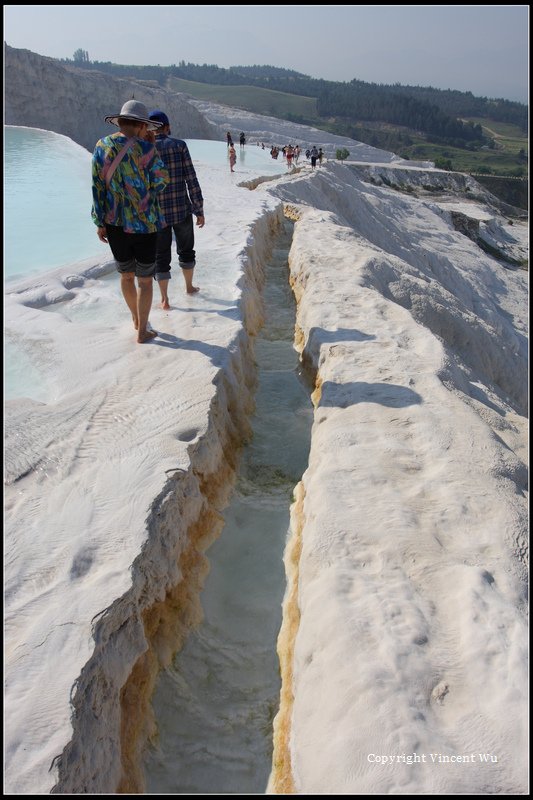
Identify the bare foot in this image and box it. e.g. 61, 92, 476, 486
186, 286, 200, 294
159, 300, 170, 310
137, 329, 158, 343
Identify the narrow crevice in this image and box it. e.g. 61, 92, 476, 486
141, 214, 313, 794
268, 205, 321, 794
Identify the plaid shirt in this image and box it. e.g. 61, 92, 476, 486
154, 134, 204, 225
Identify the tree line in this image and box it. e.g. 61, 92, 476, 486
383, 84, 527, 132
316, 80, 484, 144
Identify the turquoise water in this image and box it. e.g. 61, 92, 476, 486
188, 139, 286, 176
4, 126, 101, 282
4, 128, 287, 403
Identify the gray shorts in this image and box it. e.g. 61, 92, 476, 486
107, 225, 157, 277
116, 258, 156, 278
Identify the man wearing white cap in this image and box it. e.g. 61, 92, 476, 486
91, 100, 169, 343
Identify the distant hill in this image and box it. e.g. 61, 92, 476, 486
229, 65, 309, 80
62, 58, 527, 135
43, 54, 527, 178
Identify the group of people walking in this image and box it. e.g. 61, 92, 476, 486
225, 130, 325, 173
91, 100, 205, 342
268, 143, 323, 168
226, 130, 246, 148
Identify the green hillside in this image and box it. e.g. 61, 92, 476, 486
167, 76, 318, 121
399, 117, 527, 176
464, 118, 528, 156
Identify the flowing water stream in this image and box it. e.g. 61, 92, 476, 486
143, 218, 313, 793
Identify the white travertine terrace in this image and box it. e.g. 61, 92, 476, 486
4, 50, 528, 795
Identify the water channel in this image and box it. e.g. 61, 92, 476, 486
144, 218, 313, 793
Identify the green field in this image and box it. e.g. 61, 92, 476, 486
167, 76, 318, 120
401, 117, 527, 176
402, 140, 527, 176
464, 117, 528, 157
465, 118, 527, 139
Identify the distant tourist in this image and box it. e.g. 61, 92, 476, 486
310, 146, 319, 169
240, 132, 246, 148
305, 148, 311, 160
286, 144, 294, 168
148, 109, 205, 301
229, 143, 237, 172
226, 131, 233, 147
91, 99, 169, 343
318, 147, 324, 165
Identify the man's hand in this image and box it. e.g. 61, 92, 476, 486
97, 226, 108, 243
196, 215, 205, 228
144, 129, 156, 144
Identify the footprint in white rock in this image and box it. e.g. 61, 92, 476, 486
176, 428, 200, 442
431, 681, 450, 705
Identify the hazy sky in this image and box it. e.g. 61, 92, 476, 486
4, 5, 529, 103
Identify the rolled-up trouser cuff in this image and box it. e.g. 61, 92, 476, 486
118, 258, 155, 278
155, 270, 171, 282
179, 259, 196, 270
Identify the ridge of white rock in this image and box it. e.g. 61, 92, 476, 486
187, 97, 413, 164
267, 162, 528, 414
346, 161, 528, 219
4, 45, 217, 151
263, 165, 528, 794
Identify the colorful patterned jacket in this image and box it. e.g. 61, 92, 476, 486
92, 132, 169, 233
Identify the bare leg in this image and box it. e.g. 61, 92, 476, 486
158, 279, 170, 310
120, 273, 139, 329
182, 267, 199, 294
136, 276, 157, 342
